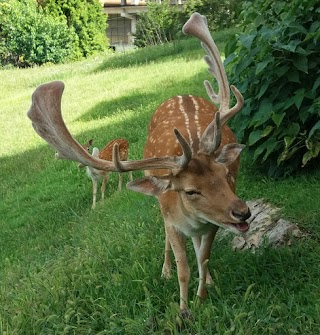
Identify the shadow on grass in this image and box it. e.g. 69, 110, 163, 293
0, 91, 157, 264
0, 118, 146, 277
93, 29, 237, 73
93, 38, 198, 72
76, 90, 159, 122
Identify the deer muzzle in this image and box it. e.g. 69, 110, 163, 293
229, 200, 251, 232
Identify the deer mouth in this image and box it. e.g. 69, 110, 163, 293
231, 221, 249, 232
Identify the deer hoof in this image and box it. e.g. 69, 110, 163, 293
180, 308, 193, 320
161, 266, 171, 279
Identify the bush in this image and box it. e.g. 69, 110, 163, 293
135, 0, 182, 47
41, 0, 108, 57
225, 0, 320, 176
183, 0, 244, 30
135, 0, 244, 48
0, 0, 77, 66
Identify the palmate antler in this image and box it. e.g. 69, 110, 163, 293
182, 13, 244, 155
27, 81, 191, 172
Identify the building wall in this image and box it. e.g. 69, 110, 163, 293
107, 14, 132, 45
103, 0, 186, 47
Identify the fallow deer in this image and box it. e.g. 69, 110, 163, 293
27, 13, 251, 319
80, 138, 133, 209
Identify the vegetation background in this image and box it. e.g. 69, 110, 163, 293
0, 0, 107, 67
0, 0, 320, 334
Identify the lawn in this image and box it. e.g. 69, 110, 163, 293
1, 32, 320, 334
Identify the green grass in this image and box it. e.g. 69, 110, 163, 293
1, 32, 320, 334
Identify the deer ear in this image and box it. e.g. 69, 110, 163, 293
215, 143, 245, 166
88, 139, 94, 146
127, 176, 172, 196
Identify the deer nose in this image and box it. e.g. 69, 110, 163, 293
231, 208, 251, 222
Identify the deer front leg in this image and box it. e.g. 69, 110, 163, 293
101, 173, 109, 205
165, 221, 191, 318
193, 227, 218, 300
192, 236, 213, 286
161, 231, 172, 279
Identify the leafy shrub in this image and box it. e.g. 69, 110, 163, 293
183, 0, 244, 30
225, 0, 320, 176
135, 0, 182, 47
135, 0, 244, 48
0, 0, 77, 66
41, 0, 108, 57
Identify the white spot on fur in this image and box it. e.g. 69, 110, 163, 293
178, 96, 193, 148
191, 96, 201, 141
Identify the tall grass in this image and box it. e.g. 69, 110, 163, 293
1, 33, 320, 334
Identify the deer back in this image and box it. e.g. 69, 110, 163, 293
144, 95, 239, 179
99, 138, 129, 161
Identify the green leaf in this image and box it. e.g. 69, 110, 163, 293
257, 80, 271, 99
262, 125, 274, 137
278, 146, 299, 163
235, 56, 254, 77
275, 40, 299, 52
293, 55, 308, 73
283, 123, 300, 138
271, 112, 285, 127
308, 120, 320, 139
239, 34, 256, 49
263, 139, 279, 161
287, 69, 300, 83
255, 58, 272, 75
293, 88, 305, 109
275, 65, 290, 78
302, 151, 313, 166
250, 100, 273, 128
312, 77, 320, 94
284, 136, 295, 149
248, 129, 263, 146
299, 108, 309, 124
310, 21, 320, 33
283, 99, 295, 111
253, 145, 266, 160
224, 53, 236, 67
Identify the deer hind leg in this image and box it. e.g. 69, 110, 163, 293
161, 232, 172, 279
165, 221, 191, 317
101, 173, 109, 205
91, 177, 98, 209
117, 172, 123, 191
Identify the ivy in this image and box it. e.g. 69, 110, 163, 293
226, 0, 320, 176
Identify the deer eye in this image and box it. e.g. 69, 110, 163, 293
185, 190, 201, 197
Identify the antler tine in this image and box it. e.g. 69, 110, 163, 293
28, 81, 191, 173
182, 12, 244, 125
112, 143, 125, 172
173, 128, 192, 169
199, 112, 221, 155
113, 128, 192, 173
220, 85, 244, 125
